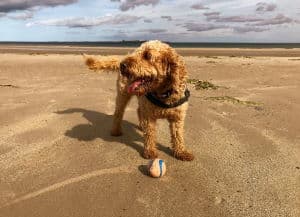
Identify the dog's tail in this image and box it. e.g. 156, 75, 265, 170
83, 54, 120, 72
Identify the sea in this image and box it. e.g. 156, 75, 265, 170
1, 41, 300, 48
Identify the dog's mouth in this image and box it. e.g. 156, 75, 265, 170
127, 77, 153, 95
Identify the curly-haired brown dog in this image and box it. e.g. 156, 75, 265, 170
85, 40, 194, 161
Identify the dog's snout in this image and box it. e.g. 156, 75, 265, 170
120, 62, 127, 72
120, 62, 131, 77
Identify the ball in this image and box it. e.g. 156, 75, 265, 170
148, 159, 166, 178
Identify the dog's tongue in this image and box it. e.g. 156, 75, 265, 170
128, 80, 142, 93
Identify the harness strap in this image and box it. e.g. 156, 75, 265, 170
146, 89, 190, 109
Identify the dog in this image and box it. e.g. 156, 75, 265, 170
84, 40, 194, 161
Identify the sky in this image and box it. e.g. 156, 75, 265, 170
0, 0, 300, 42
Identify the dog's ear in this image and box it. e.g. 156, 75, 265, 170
163, 48, 187, 91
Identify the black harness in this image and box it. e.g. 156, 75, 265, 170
146, 89, 190, 109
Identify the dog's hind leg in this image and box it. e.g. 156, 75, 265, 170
110, 89, 132, 137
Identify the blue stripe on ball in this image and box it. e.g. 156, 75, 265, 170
159, 159, 163, 177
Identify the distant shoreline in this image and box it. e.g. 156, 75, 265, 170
1, 41, 300, 49
1, 44, 300, 57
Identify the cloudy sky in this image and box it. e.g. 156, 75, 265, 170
0, 0, 300, 42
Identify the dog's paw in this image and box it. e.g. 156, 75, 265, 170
143, 149, 158, 159
174, 150, 194, 161
110, 129, 123, 137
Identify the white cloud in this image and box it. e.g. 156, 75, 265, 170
183, 23, 227, 32
233, 26, 269, 33
253, 14, 294, 26
190, 3, 209, 10
111, 0, 160, 11
256, 2, 277, 12
7, 10, 34, 20
27, 14, 142, 28
161, 15, 172, 21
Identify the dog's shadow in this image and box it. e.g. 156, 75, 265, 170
56, 108, 172, 157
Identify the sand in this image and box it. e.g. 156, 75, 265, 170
0, 46, 299, 217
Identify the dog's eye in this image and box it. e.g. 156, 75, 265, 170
143, 50, 151, 61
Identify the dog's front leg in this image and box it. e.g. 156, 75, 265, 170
169, 119, 194, 161
111, 90, 131, 136
141, 118, 158, 159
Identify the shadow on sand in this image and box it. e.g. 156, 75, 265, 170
56, 108, 172, 157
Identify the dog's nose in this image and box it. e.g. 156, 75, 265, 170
120, 62, 127, 72
120, 62, 130, 77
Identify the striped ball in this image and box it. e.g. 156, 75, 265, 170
148, 159, 166, 178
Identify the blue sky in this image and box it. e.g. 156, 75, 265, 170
0, 0, 300, 42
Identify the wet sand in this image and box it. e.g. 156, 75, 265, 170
0, 46, 299, 217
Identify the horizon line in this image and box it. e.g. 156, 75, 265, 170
1, 41, 300, 44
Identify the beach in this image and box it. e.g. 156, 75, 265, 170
0, 46, 299, 217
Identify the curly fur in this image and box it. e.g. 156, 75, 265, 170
84, 40, 194, 161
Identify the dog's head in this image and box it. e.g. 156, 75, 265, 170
120, 40, 187, 96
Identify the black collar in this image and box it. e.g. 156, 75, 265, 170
146, 89, 190, 108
